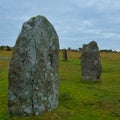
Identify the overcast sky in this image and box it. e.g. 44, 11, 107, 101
0, 0, 120, 50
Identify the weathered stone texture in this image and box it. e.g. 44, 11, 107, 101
81, 41, 102, 81
8, 15, 59, 116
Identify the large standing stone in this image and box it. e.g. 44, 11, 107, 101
8, 15, 59, 116
81, 41, 102, 81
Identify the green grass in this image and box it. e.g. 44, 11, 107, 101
0, 50, 120, 120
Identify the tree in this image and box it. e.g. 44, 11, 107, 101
6, 46, 11, 51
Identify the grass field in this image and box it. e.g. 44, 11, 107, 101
0, 50, 120, 120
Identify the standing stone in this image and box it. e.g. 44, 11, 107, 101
81, 41, 102, 81
63, 49, 68, 61
8, 15, 59, 116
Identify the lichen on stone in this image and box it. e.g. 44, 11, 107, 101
8, 15, 59, 116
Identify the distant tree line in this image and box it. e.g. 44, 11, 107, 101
60, 48, 119, 53
100, 49, 119, 53
0, 45, 13, 51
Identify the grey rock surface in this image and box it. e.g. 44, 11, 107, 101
8, 15, 59, 116
81, 41, 102, 81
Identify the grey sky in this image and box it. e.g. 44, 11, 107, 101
0, 0, 120, 50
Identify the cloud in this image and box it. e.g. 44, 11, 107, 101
72, 0, 120, 11
0, 0, 120, 50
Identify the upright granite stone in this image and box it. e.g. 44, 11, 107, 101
63, 49, 68, 61
81, 41, 102, 81
8, 15, 59, 116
